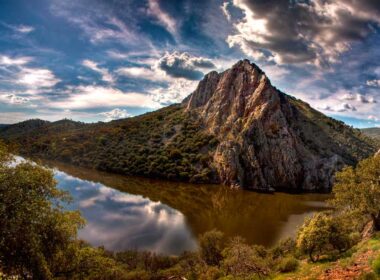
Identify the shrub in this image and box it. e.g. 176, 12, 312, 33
372, 255, 380, 276
277, 256, 299, 273
221, 237, 269, 278
199, 230, 224, 266
361, 272, 378, 280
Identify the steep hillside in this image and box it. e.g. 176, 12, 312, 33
0, 60, 377, 191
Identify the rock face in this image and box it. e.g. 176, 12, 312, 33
376, 150, 380, 157
184, 59, 376, 191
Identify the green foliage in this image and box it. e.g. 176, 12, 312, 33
0, 143, 84, 279
277, 256, 299, 273
0, 105, 219, 184
296, 212, 355, 262
329, 155, 380, 230
372, 255, 380, 276
221, 237, 269, 278
361, 272, 378, 280
199, 229, 224, 266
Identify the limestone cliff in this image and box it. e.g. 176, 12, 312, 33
183, 59, 376, 191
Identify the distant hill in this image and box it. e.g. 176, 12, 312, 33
362, 127, 380, 141
0, 60, 378, 192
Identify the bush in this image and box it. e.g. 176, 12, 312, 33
199, 230, 224, 266
221, 237, 269, 278
277, 257, 299, 273
361, 272, 378, 280
372, 255, 380, 276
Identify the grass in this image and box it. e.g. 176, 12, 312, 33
272, 233, 380, 280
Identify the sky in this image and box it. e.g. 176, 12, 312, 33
0, 0, 379, 128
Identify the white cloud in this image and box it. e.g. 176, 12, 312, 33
0, 94, 29, 104
14, 25, 35, 33
368, 115, 379, 122
147, 0, 177, 35
0, 55, 33, 66
150, 79, 197, 105
341, 93, 376, 104
116, 66, 167, 82
18, 68, 60, 88
82, 59, 114, 83
99, 108, 132, 121
318, 103, 357, 113
367, 79, 380, 87
155, 51, 216, 80
106, 50, 129, 60
49, 85, 160, 110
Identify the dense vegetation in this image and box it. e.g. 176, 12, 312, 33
1, 141, 380, 279
0, 105, 218, 183
288, 96, 378, 163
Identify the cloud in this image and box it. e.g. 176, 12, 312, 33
221, 2, 232, 21
368, 115, 379, 122
0, 55, 33, 66
150, 79, 198, 105
14, 25, 35, 33
49, 85, 159, 110
147, 0, 177, 35
318, 103, 357, 113
226, 0, 380, 66
99, 108, 132, 121
341, 93, 377, 104
1, 22, 35, 34
18, 68, 60, 88
156, 51, 216, 80
0, 94, 29, 104
116, 66, 163, 82
82, 59, 114, 83
106, 50, 129, 60
367, 79, 380, 87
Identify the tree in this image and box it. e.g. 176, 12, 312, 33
296, 212, 353, 262
329, 155, 380, 230
0, 142, 84, 279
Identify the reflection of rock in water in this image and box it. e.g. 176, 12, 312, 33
45, 159, 330, 249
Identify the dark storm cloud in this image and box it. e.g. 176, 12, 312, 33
156, 51, 216, 80
227, 0, 380, 65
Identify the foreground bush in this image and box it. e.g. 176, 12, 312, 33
277, 256, 299, 273
0, 142, 84, 279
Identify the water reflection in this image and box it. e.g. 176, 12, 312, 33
55, 171, 197, 255
43, 160, 330, 254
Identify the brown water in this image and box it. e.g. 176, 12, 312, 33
44, 160, 330, 255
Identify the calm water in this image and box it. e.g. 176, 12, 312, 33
43, 160, 330, 255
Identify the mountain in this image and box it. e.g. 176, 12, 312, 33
362, 127, 380, 141
0, 60, 377, 191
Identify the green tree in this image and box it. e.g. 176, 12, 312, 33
296, 212, 353, 262
0, 142, 84, 279
329, 155, 380, 230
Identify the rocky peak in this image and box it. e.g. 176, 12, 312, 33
185, 59, 273, 136
182, 59, 375, 191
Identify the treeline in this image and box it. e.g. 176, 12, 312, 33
1, 141, 380, 279
0, 105, 219, 184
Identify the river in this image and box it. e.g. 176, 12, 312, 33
41, 160, 330, 255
